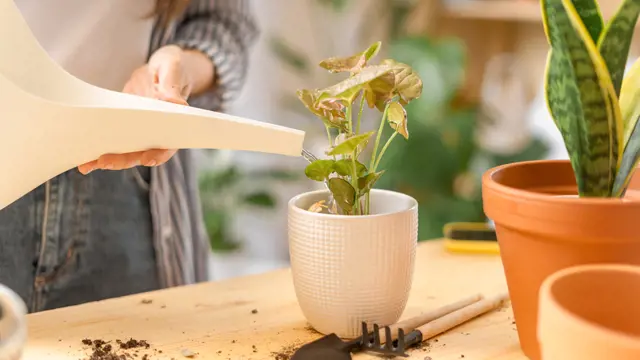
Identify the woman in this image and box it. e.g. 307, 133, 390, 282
0, 0, 258, 312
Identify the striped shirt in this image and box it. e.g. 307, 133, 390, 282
146, 0, 258, 288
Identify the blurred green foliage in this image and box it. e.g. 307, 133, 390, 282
199, 164, 300, 252
375, 35, 547, 239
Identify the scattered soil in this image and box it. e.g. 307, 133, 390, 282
270, 342, 302, 360
118, 338, 151, 350
412, 341, 430, 352
303, 325, 320, 335
81, 338, 152, 360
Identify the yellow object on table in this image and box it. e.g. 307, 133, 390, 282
443, 222, 501, 255
24, 240, 524, 360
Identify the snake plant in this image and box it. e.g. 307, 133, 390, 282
543, 0, 640, 197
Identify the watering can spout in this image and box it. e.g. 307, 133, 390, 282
0, 0, 306, 211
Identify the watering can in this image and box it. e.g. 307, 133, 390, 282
0, 284, 27, 360
0, 0, 306, 211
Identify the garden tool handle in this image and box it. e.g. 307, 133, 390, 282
414, 292, 509, 339
382, 294, 484, 341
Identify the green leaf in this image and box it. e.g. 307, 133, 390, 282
358, 171, 385, 193
296, 88, 347, 129
334, 159, 367, 177
542, 0, 621, 197
316, 65, 394, 105
243, 192, 277, 208
542, 0, 603, 44
319, 41, 382, 73
612, 117, 640, 196
620, 58, 640, 146
304, 159, 336, 181
328, 131, 375, 156
575, 0, 604, 41
364, 60, 423, 111
328, 178, 356, 212
597, 0, 640, 97
269, 37, 310, 74
387, 102, 409, 139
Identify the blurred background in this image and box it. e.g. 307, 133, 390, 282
201, 0, 639, 281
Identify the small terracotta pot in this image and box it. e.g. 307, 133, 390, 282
0, 284, 27, 360
288, 189, 418, 338
482, 160, 640, 360
538, 264, 640, 359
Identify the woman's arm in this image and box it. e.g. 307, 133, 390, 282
78, 1, 258, 173
169, 0, 259, 110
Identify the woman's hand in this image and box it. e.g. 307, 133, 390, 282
77, 45, 190, 175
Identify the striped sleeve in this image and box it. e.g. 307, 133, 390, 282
170, 0, 259, 111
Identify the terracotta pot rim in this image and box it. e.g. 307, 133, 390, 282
288, 188, 418, 219
541, 264, 640, 345
483, 160, 640, 207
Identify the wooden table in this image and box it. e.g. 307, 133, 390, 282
23, 240, 526, 360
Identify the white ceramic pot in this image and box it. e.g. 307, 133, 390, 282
0, 284, 27, 360
288, 189, 418, 338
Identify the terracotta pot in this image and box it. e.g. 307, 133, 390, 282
0, 284, 27, 360
288, 189, 418, 338
482, 160, 640, 360
538, 264, 640, 359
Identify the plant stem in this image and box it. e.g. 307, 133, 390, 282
356, 94, 365, 134
365, 192, 370, 215
346, 104, 353, 134
373, 131, 398, 172
351, 149, 360, 215
370, 104, 390, 170
325, 125, 336, 161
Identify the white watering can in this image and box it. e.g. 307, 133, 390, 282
0, 0, 306, 211
0, 284, 27, 360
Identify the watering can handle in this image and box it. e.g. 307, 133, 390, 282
0, 284, 28, 360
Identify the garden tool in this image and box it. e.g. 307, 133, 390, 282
360, 293, 509, 357
290, 294, 483, 360
0, 0, 305, 211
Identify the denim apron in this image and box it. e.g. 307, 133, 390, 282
0, 0, 161, 312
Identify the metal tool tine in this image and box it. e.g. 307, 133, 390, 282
397, 328, 406, 350
361, 322, 369, 346
384, 326, 393, 351
372, 324, 381, 347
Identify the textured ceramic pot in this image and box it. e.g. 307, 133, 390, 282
0, 284, 27, 360
288, 189, 418, 338
538, 264, 640, 360
482, 160, 640, 360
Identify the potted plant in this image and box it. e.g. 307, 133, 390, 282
482, 1, 640, 359
287, 41, 423, 338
